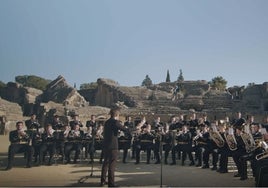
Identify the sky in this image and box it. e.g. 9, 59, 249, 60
0, 0, 268, 88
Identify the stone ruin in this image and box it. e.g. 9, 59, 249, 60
1, 75, 268, 133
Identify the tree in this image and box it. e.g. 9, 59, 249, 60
166, 70, 171, 82
80, 82, 98, 90
15, 75, 51, 91
210, 76, 227, 91
141, 75, 153, 87
0, 81, 6, 88
177, 69, 184, 82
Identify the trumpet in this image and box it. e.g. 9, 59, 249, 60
255, 141, 268, 160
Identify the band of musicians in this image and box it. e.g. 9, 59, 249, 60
5, 110, 268, 186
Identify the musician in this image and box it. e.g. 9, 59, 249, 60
202, 123, 219, 170
162, 123, 172, 164
86, 115, 97, 161
100, 108, 129, 187
189, 113, 198, 137
124, 116, 135, 159
25, 113, 42, 162
135, 123, 155, 164
171, 125, 195, 166
39, 124, 57, 165
95, 123, 104, 164
152, 117, 163, 164
217, 123, 229, 173
5, 121, 33, 170
239, 123, 263, 180
64, 123, 84, 164
232, 125, 247, 178
118, 125, 132, 163
69, 113, 83, 130
25, 113, 41, 132
193, 124, 208, 167
51, 115, 64, 157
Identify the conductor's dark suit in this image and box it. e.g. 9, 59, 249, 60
100, 118, 128, 187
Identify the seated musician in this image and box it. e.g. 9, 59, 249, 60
25, 113, 42, 164
95, 123, 104, 163
51, 115, 64, 157
162, 123, 172, 164
5, 121, 33, 170
118, 123, 132, 163
64, 123, 84, 164
239, 123, 263, 180
135, 123, 155, 164
193, 124, 208, 167
39, 124, 57, 165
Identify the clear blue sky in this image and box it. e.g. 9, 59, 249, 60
0, 0, 268, 88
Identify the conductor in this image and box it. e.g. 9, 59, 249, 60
100, 108, 128, 187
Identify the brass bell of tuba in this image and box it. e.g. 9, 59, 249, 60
241, 124, 256, 153
224, 127, 237, 151
209, 124, 225, 148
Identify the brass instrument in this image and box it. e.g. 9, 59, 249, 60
256, 141, 268, 160
209, 124, 225, 148
224, 127, 237, 151
241, 124, 256, 153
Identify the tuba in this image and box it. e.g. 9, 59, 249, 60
241, 124, 256, 153
209, 124, 225, 148
255, 141, 268, 160
224, 127, 237, 151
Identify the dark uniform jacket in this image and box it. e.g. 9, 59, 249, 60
103, 118, 128, 150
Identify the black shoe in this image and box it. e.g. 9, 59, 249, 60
240, 176, 248, 180
135, 162, 139, 164
181, 162, 185, 166
164, 161, 168, 165
234, 173, 241, 177
146, 161, 150, 164
211, 166, 217, 170
26, 164, 32, 168
170, 162, 176, 165
219, 170, 228, 173
189, 162, 195, 166
154, 161, 160, 164
202, 165, 209, 169
196, 163, 201, 167
108, 184, 120, 187
5, 166, 12, 171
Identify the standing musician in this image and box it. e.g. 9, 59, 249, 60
69, 113, 83, 130
39, 124, 57, 165
5, 121, 33, 170
64, 123, 84, 164
135, 123, 155, 164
